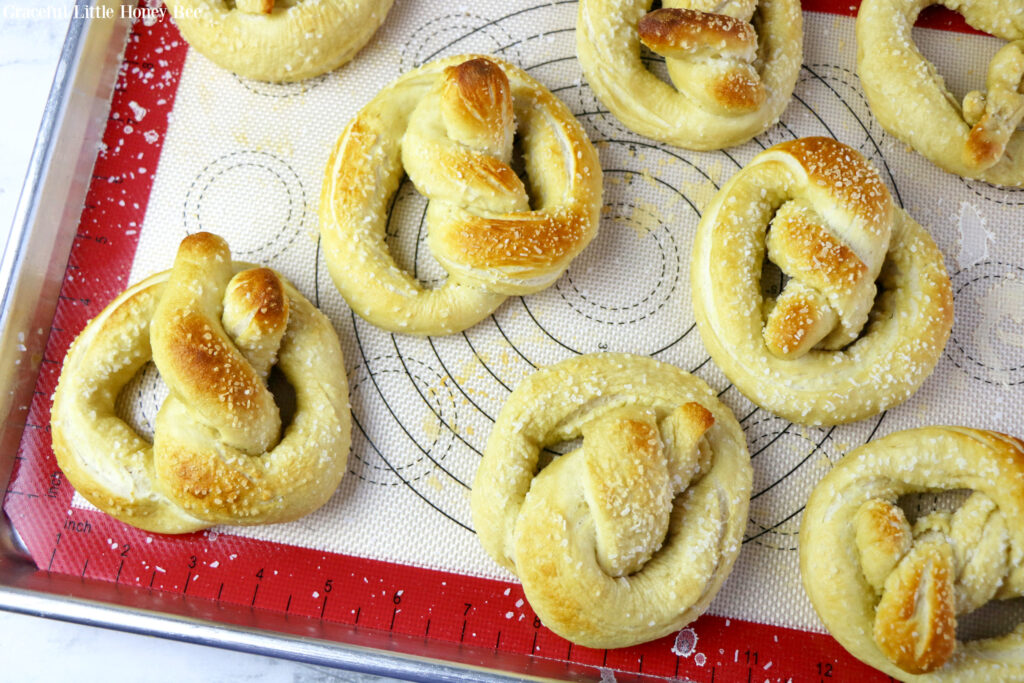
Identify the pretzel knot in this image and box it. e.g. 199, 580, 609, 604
638, 5, 766, 115
321, 55, 602, 336
692, 137, 953, 425
471, 354, 751, 648
577, 0, 802, 149
801, 427, 1024, 679
163, 0, 394, 82
858, 0, 1024, 185
51, 233, 352, 534
963, 41, 1024, 172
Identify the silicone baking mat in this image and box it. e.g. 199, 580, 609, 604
6, 0, 1023, 679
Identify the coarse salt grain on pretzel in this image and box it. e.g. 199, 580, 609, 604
471, 353, 751, 648
50, 233, 351, 534
319, 55, 603, 336
857, 0, 1024, 185
691, 137, 953, 426
800, 427, 1024, 681
163, 0, 394, 82
576, 0, 802, 150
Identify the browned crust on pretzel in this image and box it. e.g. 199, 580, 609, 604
151, 232, 281, 455
855, 499, 911, 591
770, 205, 869, 286
441, 208, 592, 268
332, 118, 379, 201
435, 150, 526, 202
447, 57, 504, 96
620, 417, 660, 454
873, 543, 957, 674
434, 64, 598, 270
772, 138, 892, 234
158, 312, 270, 424
225, 267, 289, 334
159, 441, 259, 512
442, 58, 515, 153
638, 8, 756, 57
154, 236, 268, 424
762, 289, 829, 355
762, 200, 869, 355
179, 230, 227, 259
711, 69, 766, 111
515, 543, 604, 638
676, 401, 715, 436
964, 120, 1003, 169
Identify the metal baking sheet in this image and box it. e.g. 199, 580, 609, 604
2, 0, 1019, 681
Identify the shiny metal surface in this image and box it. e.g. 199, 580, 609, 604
0, 0, 124, 494
0, 0, 127, 555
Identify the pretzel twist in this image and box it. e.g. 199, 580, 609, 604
320, 55, 602, 336
577, 0, 802, 149
691, 138, 953, 425
962, 41, 1024, 172
163, 0, 394, 82
471, 354, 751, 648
638, 3, 765, 116
857, 0, 1024, 185
801, 427, 1024, 680
51, 233, 351, 533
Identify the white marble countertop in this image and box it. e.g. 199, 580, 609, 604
0, 3, 394, 680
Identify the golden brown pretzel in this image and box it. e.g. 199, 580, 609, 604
164, 0, 394, 82
857, 0, 1024, 185
691, 137, 953, 425
320, 55, 603, 336
801, 427, 1024, 680
50, 233, 351, 533
576, 0, 802, 149
471, 353, 751, 648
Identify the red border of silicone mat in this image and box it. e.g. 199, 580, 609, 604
5, 1, 980, 680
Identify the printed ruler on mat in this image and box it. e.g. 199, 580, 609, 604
6, 0, 1021, 681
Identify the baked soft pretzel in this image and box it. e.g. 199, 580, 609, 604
320, 55, 603, 336
163, 0, 394, 82
801, 427, 1024, 681
576, 0, 802, 149
50, 233, 351, 533
858, 0, 1024, 185
691, 137, 952, 425
471, 353, 751, 648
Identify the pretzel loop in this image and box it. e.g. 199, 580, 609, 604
50, 233, 352, 533
471, 354, 750, 648
857, 0, 1024, 185
963, 41, 1024, 172
321, 55, 603, 335
164, 0, 395, 82
801, 427, 1024, 679
577, 0, 802, 149
691, 137, 952, 425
